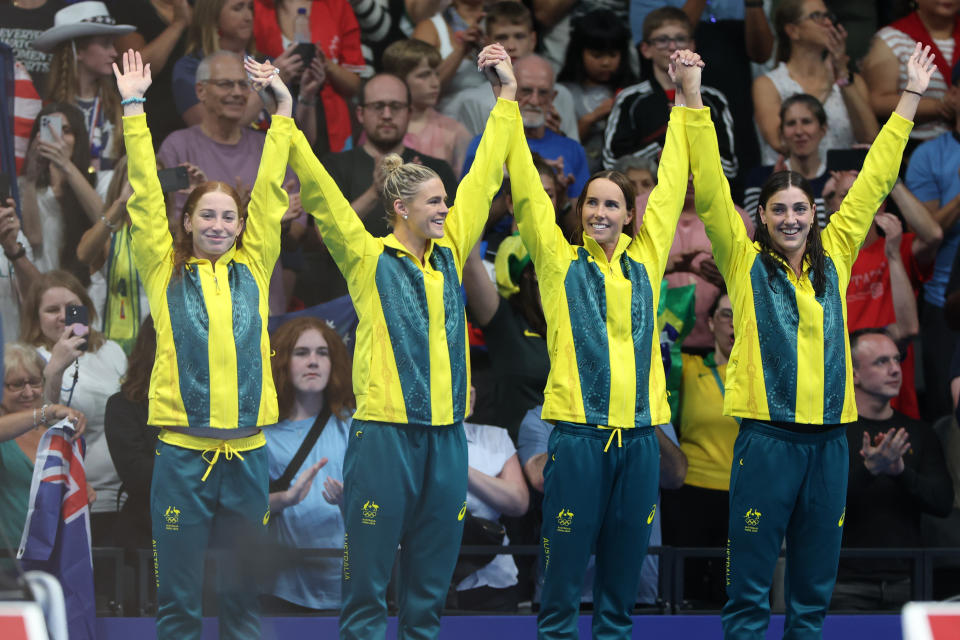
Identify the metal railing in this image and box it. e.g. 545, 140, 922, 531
7, 545, 960, 616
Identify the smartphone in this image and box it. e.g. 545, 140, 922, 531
158, 166, 190, 193
39, 113, 63, 144
293, 42, 316, 68
826, 148, 869, 172
65, 304, 89, 351
0, 173, 10, 203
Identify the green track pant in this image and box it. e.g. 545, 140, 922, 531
339, 420, 468, 640
722, 420, 848, 640
538, 422, 660, 640
151, 441, 269, 640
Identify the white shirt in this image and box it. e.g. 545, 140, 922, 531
37, 340, 127, 513
456, 422, 520, 591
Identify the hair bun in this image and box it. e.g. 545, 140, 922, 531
381, 153, 404, 175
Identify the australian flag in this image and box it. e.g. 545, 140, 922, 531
17, 420, 96, 640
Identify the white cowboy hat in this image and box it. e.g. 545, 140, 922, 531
31, 1, 134, 53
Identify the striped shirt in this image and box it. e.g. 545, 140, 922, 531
876, 25, 953, 141
688, 107, 912, 424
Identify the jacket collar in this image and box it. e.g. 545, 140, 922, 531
383, 233, 436, 264
581, 232, 631, 266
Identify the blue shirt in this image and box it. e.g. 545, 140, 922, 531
905, 132, 960, 307
265, 413, 351, 609
462, 128, 590, 200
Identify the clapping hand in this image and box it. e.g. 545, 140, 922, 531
277, 458, 328, 509
861, 428, 910, 476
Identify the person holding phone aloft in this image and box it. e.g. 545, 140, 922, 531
114, 49, 294, 639
684, 43, 937, 639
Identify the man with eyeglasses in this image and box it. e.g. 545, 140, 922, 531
603, 7, 738, 178
831, 328, 953, 611
158, 50, 299, 314
292, 72, 457, 305
462, 54, 589, 200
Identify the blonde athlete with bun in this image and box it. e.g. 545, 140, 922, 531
275, 44, 519, 639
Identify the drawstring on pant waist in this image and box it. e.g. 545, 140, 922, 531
599, 426, 623, 452
200, 442, 245, 482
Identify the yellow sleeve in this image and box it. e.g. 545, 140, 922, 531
123, 114, 174, 283
505, 101, 569, 276
444, 98, 520, 270
821, 113, 913, 259
634, 107, 689, 279
241, 115, 294, 270
686, 106, 751, 278
288, 128, 374, 275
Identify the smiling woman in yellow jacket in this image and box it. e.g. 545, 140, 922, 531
685, 44, 937, 640
506, 51, 700, 640
115, 51, 293, 640
286, 45, 518, 640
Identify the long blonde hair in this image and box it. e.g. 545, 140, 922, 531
45, 38, 122, 158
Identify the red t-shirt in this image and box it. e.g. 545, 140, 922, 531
254, 0, 366, 153
846, 233, 932, 419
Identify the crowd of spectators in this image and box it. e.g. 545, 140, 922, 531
2, 0, 960, 616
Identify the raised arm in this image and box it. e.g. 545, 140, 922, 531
444, 45, 520, 267
115, 50, 174, 273
288, 130, 373, 275
822, 43, 930, 258
463, 242, 500, 327
239, 58, 294, 270
635, 50, 697, 279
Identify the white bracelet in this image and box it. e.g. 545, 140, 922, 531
100, 215, 118, 231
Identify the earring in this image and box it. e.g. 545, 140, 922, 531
402, 214, 409, 220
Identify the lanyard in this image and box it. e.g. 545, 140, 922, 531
704, 352, 741, 424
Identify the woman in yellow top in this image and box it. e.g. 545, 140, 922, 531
114, 50, 294, 640
685, 44, 936, 640
282, 45, 519, 640
662, 288, 738, 607
506, 51, 702, 639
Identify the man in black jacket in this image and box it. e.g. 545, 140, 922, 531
832, 328, 954, 611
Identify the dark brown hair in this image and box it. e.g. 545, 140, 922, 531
121, 316, 156, 403
773, 0, 808, 63
641, 6, 692, 42
572, 170, 637, 244
20, 270, 106, 352
753, 170, 827, 297
270, 317, 356, 421
29, 102, 99, 286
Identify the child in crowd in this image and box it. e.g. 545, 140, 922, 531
381, 39, 472, 177
558, 9, 636, 172
442, 1, 580, 141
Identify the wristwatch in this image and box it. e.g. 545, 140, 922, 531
4, 242, 25, 261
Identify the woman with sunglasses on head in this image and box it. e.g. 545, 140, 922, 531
114, 48, 294, 639
276, 43, 518, 640
686, 43, 936, 639
505, 46, 700, 638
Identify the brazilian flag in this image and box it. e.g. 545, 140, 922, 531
657, 281, 696, 422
